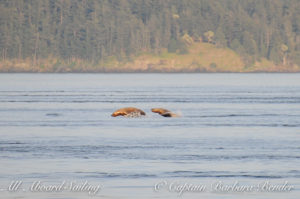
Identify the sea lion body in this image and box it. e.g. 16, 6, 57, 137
111, 107, 146, 117
151, 108, 179, 117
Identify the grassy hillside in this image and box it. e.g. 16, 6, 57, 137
0, 41, 299, 73
120, 42, 246, 72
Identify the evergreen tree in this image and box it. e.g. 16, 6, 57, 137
0, 0, 299, 66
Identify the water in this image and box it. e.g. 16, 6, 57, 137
0, 73, 299, 199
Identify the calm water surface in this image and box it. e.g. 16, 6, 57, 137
0, 73, 299, 199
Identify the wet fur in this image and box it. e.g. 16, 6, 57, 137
111, 107, 146, 117
151, 108, 179, 117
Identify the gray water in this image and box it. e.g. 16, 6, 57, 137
0, 73, 299, 199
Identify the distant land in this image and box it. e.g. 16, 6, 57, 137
0, 0, 299, 72
1, 41, 299, 73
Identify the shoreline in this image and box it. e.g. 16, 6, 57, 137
1, 71, 300, 74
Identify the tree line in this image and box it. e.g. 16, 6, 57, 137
0, 0, 299, 67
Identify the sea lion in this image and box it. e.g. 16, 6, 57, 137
151, 108, 179, 117
111, 107, 146, 117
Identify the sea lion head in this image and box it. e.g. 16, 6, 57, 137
151, 108, 170, 115
151, 108, 180, 117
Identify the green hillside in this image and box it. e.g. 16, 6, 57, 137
0, 0, 300, 72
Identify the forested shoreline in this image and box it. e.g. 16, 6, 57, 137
0, 0, 300, 72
